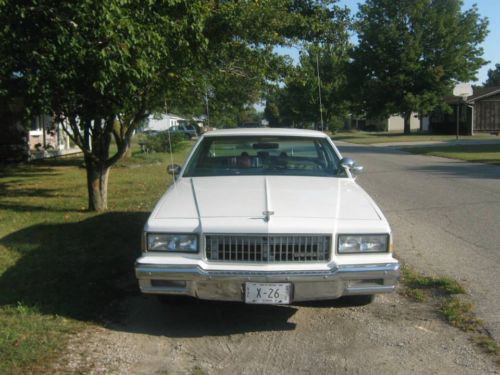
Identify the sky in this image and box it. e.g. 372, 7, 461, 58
279, 0, 500, 85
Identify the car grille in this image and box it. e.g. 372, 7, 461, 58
205, 234, 331, 263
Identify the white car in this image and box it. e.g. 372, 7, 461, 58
135, 128, 399, 304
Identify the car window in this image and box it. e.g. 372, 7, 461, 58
183, 136, 343, 177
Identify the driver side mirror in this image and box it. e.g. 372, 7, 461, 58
340, 157, 363, 176
167, 164, 182, 176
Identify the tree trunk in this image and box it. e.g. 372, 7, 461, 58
85, 156, 110, 211
403, 112, 411, 135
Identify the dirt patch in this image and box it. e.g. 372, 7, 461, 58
51, 293, 498, 374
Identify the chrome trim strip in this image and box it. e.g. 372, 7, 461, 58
135, 262, 399, 281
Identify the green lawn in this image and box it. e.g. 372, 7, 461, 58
332, 131, 500, 145
404, 144, 500, 166
0, 141, 193, 374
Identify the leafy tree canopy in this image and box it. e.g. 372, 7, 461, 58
483, 63, 500, 87
0, 0, 347, 210
349, 0, 488, 133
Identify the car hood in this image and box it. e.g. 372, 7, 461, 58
152, 176, 381, 221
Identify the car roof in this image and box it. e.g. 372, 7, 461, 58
203, 127, 329, 138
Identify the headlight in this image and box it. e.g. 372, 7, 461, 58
338, 234, 389, 254
147, 233, 198, 253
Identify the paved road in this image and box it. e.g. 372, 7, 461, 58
337, 141, 500, 342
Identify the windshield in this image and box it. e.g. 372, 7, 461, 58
183, 136, 344, 177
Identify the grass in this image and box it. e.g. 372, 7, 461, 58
400, 265, 499, 361
332, 130, 500, 145
405, 144, 500, 166
472, 335, 500, 356
440, 297, 481, 332
401, 266, 466, 298
0, 140, 193, 374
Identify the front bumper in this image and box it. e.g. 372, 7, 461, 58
135, 262, 400, 302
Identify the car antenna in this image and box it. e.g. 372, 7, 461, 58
166, 105, 177, 188
316, 49, 324, 132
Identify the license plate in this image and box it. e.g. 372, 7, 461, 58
245, 282, 291, 304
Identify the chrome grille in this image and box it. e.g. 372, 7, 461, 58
205, 235, 331, 263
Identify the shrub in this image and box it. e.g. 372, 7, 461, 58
142, 132, 187, 153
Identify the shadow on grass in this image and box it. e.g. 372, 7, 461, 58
0, 180, 83, 213
0, 211, 375, 337
0, 212, 147, 321
30, 156, 85, 168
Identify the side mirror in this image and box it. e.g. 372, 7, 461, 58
167, 164, 182, 176
340, 157, 363, 176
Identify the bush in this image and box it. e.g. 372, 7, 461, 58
142, 132, 187, 153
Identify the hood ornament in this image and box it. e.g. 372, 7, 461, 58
263, 210, 275, 222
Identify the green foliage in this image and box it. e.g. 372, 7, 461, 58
471, 335, 500, 356
0, 0, 344, 210
142, 132, 188, 153
349, 0, 488, 131
483, 63, 500, 87
265, 36, 352, 129
402, 266, 466, 295
440, 297, 481, 332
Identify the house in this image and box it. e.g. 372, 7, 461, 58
28, 115, 71, 153
143, 113, 187, 132
0, 96, 31, 163
429, 86, 500, 135
348, 113, 425, 132
469, 86, 500, 134
0, 105, 76, 163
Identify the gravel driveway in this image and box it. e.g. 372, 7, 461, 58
52, 293, 497, 374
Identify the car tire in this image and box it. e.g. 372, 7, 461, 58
341, 294, 375, 306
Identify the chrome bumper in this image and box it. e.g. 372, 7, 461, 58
135, 262, 400, 302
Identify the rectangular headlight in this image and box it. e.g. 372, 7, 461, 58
338, 234, 389, 254
147, 233, 198, 253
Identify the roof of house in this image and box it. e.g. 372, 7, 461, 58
443, 85, 500, 104
468, 86, 500, 102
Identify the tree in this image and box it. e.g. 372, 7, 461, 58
265, 43, 351, 130
484, 63, 500, 87
0, 0, 346, 211
350, 0, 488, 134
264, 5, 351, 130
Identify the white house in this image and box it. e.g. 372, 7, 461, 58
144, 113, 186, 132
350, 112, 427, 132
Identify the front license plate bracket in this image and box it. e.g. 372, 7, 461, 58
245, 282, 291, 304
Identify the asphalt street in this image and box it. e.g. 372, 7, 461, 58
337, 141, 500, 342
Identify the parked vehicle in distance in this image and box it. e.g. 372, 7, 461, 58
168, 123, 198, 139
135, 128, 399, 304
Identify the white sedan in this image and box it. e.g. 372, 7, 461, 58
135, 128, 399, 304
